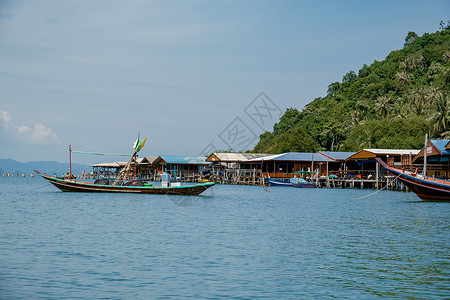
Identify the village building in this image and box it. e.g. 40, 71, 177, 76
92, 162, 126, 178
92, 157, 158, 179
318, 151, 356, 177
346, 149, 420, 179
412, 139, 450, 179
153, 156, 211, 180
246, 152, 330, 179
206, 153, 269, 170
136, 157, 159, 179
205, 153, 269, 184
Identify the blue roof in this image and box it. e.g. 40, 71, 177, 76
431, 139, 450, 155
159, 156, 209, 164
265, 152, 329, 162
319, 151, 356, 161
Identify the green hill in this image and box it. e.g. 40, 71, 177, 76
253, 24, 450, 153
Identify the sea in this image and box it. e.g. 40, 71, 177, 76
0, 176, 448, 299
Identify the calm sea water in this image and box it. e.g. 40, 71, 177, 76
0, 177, 448, 299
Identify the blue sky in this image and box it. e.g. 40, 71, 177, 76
0, 0, 449, 164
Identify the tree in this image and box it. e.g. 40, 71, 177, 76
439, 20, 450, 30
272, 108, 302, 136
404, 31, 418, 47
395, 71, 410, 86
350, 110, 366, 126
342, 71, 357, 83
327, 82, 340, 96
443, 51, 450, 63
430, 92, 449, 137
405, 54, 425, 72
390, 99, 408, 121
375, 96, 391, 117
272, 126, 317, 153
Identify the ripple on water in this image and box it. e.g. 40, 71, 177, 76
0, 178, 448, 299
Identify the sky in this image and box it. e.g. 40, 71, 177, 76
0, 0, 449, 164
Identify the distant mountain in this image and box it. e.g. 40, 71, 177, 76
0, 159, 89, 176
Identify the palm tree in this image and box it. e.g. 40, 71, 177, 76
405, 55, 425, 72
443, 51, 450, 63
425, 87, 441, 104
409, 88, 427, 117
350, 110, 365, 126
395, 71, 410, 86
375, 96, 391, 118
390, 99, 408, 121
429, 92, 449, 137
359, 129, 373, 149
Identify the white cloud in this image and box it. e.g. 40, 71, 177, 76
0, 109, 58, 144
0, 110, 12, 128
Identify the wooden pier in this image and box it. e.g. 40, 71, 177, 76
3, 169, 409, 192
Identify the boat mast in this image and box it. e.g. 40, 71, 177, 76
112, 135, 146, 186
423, 133, 428, 177
134, 152, 137, 180
69, 144, 72, 181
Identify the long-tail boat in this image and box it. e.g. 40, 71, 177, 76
35, 170, 214, 195
35, 135, 214, 196
376, 158, 450, 201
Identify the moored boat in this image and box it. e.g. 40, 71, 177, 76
376, 158, 450, 201
35, 135, 214, 196
290, 177, 316, 188
35, 170, 214, 195
267, 178, 292, 186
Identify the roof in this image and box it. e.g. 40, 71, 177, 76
140, 156, 158, 164
413, 139, 450, 163
156, 156, 210, 165
185, 157, 211, 164
246, 152, 329, 162
206, 153, 269, 162
92, 162, 126, 168
347, 149, 420, 160
318, 151, 356, 161
431, 139, 450, 155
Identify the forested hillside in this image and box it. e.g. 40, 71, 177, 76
253, 24, 450, 153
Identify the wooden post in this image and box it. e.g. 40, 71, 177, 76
375, 162, 379, 189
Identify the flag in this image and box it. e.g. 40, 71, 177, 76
133, 133, 141, 152
136, 137, 147, 153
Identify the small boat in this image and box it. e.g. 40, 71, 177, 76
35, 135, 214, 196
290, 178, 316, 188
267, 178, 292, 186
35, 170, 214, 195
376, 158, 450, 201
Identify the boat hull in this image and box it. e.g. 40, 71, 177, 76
375, 159, 450, 201
267, 178, 292, 186
35, 171, 214, 196
290, 178, 316, 188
